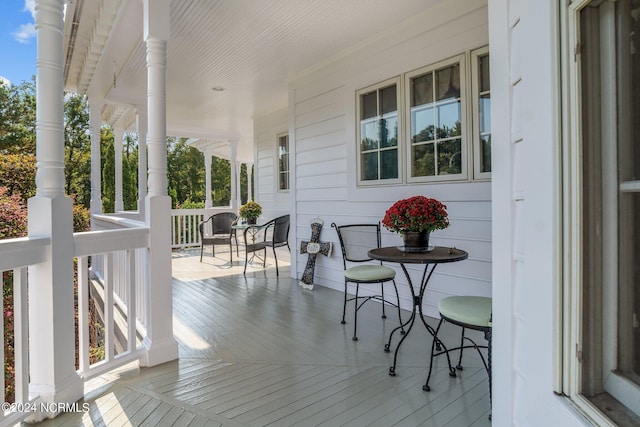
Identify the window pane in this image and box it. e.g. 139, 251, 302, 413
380, 85, 397, 115
361, 152, 378, 181
411, 73, 433, 107
480, 94, 491, 134
380, 149, 398, 179
380, 114, 398, 148
361, 119, 379, 151
437, 101, 461, 138
479, 54, 490, 93
412, 106, 435, 143
279, 172, 289, 190
412, 143, 435, 177
361, 91, 377, 120
436, 64, 460, 101
437, 139, 462, 175
481, 135, 491, 173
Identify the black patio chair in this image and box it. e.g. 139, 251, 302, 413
243, 215, 291, 276
331, 223, 404, 341
243, 214, 290, 276
198, 212, 238, 262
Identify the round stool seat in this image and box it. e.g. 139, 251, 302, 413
438, 296, 492, 328
344, 265, 395, 282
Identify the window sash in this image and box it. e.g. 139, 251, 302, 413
562, 0, 640, 422
356, 77, 402, 185
277, 133, 289, 191
472, 47, 491, 179
405, 54, 468, 183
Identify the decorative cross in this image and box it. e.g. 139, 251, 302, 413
299, 218, 332, 290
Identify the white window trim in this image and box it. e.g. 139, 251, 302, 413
355, 49, 490, 187
356, 76, 403, 186
276, 132, 289, 192
405, 53, 468, 183
561, 0, 640, 423
471, 46, 491, 180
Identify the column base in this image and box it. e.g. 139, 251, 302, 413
141, 336, 179, 367
26, 372, 83, 422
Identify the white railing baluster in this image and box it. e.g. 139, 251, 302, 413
1, 272, 5, 404
127, 250, 136, 352
77, 256, 90, 374
14, 267, 28, 404
104, 253, 114, 362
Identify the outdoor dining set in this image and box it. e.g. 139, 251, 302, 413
197, 196, 492, 416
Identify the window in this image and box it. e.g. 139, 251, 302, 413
406, 55, 466, 182
277, 133, 289, 191
356, 78, 401, 185
356, 49, 489, 186
563, 0, 640, 423
472, 47, 491, 179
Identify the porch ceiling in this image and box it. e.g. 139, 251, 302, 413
63, 0, 444, 162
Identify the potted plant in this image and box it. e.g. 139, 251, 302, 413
381, 195, 449, 252
239, 201, 262, 224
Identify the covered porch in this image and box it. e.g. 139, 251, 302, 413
39, 248, 491, 426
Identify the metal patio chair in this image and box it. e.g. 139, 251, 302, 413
331, 223, 404, 341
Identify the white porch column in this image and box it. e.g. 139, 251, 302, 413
136, 106, 148, 218
88, 97, 103, 220
142, 0, 178, 367
27, 0, 82, 419
113, 127, 124, 212
247, 162, 253, 201
204, 149, 212, 208
230, 142, 238, 210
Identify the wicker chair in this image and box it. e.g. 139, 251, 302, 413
198, 212, 238, 262
243, 214, 290, 276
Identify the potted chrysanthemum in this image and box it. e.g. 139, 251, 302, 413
381, 195, 449, 252
239, 201, 262, 224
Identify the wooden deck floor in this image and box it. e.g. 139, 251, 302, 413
36, 247, 491, 426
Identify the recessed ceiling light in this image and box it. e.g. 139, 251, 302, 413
211, 86, 225, 92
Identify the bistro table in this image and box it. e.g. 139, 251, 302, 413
368, 245, 468, 376
232, 222, 266, 263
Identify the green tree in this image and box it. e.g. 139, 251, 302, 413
101, 128, 115, 213
167, 137, 204, 207
0, 78, 36, 155
64, 94, 91, 207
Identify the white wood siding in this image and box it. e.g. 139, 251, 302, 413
265, 0, 493, 319
254, 107, 290, 221
489, 0, 588, 426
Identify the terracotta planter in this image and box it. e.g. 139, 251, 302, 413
402, 231, 430, 252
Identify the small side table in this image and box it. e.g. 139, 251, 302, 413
368, 246, 468, 376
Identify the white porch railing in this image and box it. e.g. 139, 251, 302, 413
0, 221, 151, 425
171, 207, 234, 249
0, 237, 49, 425
74, 226, 150, 380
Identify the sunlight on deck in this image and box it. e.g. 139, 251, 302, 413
173, 315, 211, 350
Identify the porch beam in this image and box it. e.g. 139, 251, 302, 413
113, 126, 124, 212
204, 149, 212, 208
136, 105, 148, 218
141, 0, 178, 367
27, 0, 82, 420
88, 97, 103, 219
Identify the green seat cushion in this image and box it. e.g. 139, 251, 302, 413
438, 296, 492, 328
345, 265, 395, 282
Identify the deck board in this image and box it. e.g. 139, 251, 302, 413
34, 248, 491, 426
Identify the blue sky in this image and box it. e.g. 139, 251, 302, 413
0, 0, 36, 85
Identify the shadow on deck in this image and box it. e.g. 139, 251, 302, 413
35, 246, 490, 426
